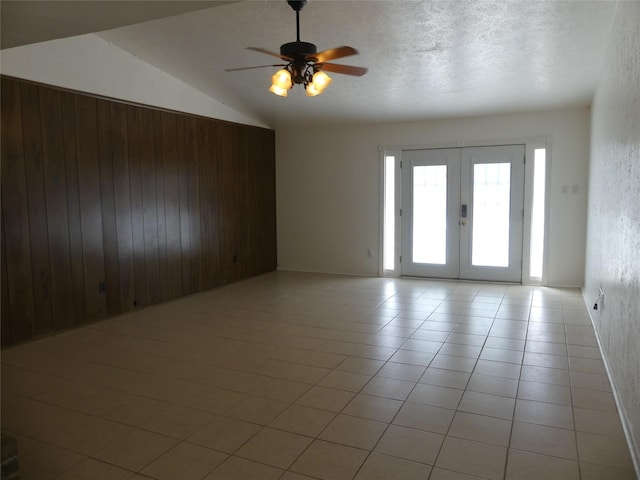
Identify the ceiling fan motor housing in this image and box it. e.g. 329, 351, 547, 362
287, 0, 307, 12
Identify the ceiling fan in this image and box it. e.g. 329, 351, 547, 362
225, 0, 368, 97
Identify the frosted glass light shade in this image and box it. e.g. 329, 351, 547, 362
270, 69, 292, 96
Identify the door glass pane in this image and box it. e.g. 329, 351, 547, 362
413, 165, 447, 264
472, 163, 511, 267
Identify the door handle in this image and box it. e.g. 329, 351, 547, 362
461, 204, 468, 218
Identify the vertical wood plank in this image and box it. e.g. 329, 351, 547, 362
235, 126, 249, 280
21, 83, 54, 335
218, 123, 239, 283
110, 102, 136, 311
186, 117, 202, 292
161, 112, 183, 299
140, 108, 160, 305
201, 119, 220, 289
176, 116, 192, 294
96, 99, 121, 316
1, 224, 12, 346
60, 91, 86, 324
127, 105, 148, 308
1, 79, 36, 341
40, 87, 75, 328
153, 111, 169, 303
260, 129, 277, 272
74, 94, 107, 320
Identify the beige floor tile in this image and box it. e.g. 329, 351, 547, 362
480, 347, 524, 364
525, 340, 568, 356
517, 380, 572, 405
484, 336, 526, 351
290, 439, 368, 480
204, 456, 283, 480
36, 382, 132, 416
317, 370, 372, 392
570, 371, 612, 392
523, 351, 570, 370
429, 354, 477, 372
376, 362, 426, 382
319, 414, 387, 449
361, 376, 415, 400
419, 368, 471, 389
573, 407, 627, 437
505, 449, 579, 480
104, 396, 216, 439
569, 356, 607, 374
467, 373, 518, 398
579, 462, 638, 480
388, 348, 436, 367
572, 387, 618, 411
474, 359, 521, 379
54, 458, 134, 480
18, 444, 85, 480
354, 452, 432, 479
510, 421, 577, 460
448, 411, 511, 447
520, 364, 571, 386
576, 431, 635, 469
401, 338, 443, 353
435, 436, 507, 480
438, 343, 482, 359
93, 428, 177, 471
429, 467, 487, 479
393, 402, 455, 434
374, 425, 444, 464
458, 391, 515, 420
279, 472, 318, 480
141, 442, 227, 480
235, 427, 312, 468
341, 393, 403, 422
269, 404, 336, 436
514, 399, 574, 429
55, 417, 136, 456
336, 356, 385, 375
251, 378, 312, 402
295, 386, 355, 412
187, 417, 261, 454
224, 395, 288, 425
406, 383, 463, 409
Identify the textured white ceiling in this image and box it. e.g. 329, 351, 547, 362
6, 1, 619, 128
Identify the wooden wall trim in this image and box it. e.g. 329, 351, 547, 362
1, 77, 276, 347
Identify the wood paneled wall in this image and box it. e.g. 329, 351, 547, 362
1, 77, 277, 347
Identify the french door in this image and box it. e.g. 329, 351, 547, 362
401, 145, 525, 282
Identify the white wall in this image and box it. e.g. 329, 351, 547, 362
0, 34, 267, 128
277, 108, 590, 286
584, 0, 640, 469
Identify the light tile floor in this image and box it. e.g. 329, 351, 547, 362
1, 271, 637, 480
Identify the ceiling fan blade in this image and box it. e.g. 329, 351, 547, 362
247, 47, 293, 62
320, 63, 368, 77
312, 46, 358, 63
225, 64, 286, 72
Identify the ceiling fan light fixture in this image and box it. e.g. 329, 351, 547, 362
311, 70, 332, 90
270, 68, 292, 96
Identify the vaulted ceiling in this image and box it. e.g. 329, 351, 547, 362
2, 0, 618, 127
